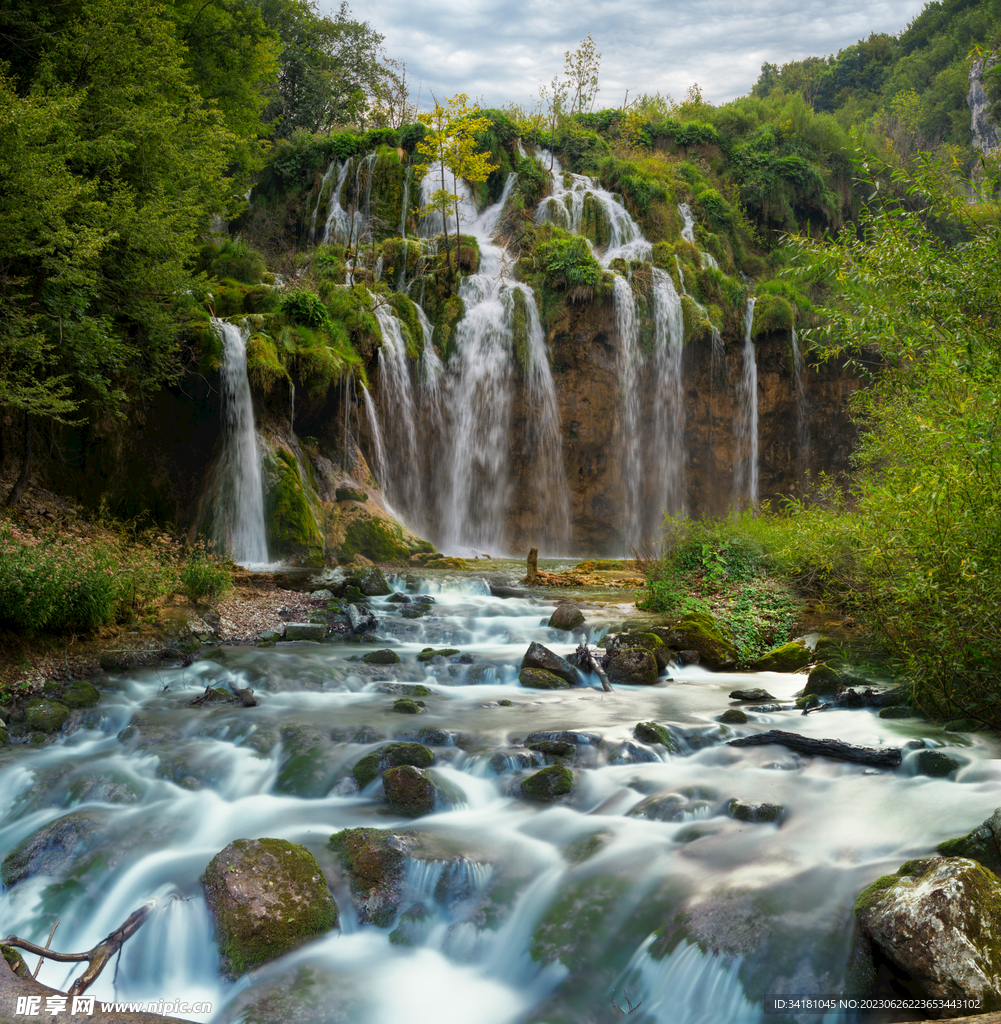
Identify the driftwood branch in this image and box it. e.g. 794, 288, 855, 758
728, 730, 902, 767
3, 905, 150, 998
575, 645, 613, 692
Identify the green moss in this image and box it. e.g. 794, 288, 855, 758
751, 293, 795, 336
751, 641, 811, 672
718, 709, 748, 724
853, 874, 901, 918
1, 944, 30, 980
417, 648, 460, 662
246, 333, 290, 395
510, 287, 530, 373
519, 668, 570, 689
565, 831, 611, 864
382, 764, 436, 816
432, 295, 466, 362
363, 649, 401, 665
388, 292, 424, 358
680, 294, 712, 344
530, 874, 628, 970
368, 148, 405, 238
672, 612, 739, 669
938, 825, 1001, 876
328, 827, 407, 928
202, 838, 338, 977
338, 509, 411, 562
25, 699, 70, 733
521, 765, 574, 801
634, 721, 679, 751
392, 698, 425, 714
264, 448, 323, 558
803, 662, 842, 696
43, 679, 101, 708
352, 752, 382, 788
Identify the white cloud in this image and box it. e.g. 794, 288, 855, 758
331, 0, 928, 110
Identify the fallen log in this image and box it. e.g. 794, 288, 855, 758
573, 644, 613, 693
728, 729, 902, 767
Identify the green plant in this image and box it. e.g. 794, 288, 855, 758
180, 549, 232, 603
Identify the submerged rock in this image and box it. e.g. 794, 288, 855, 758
855, 857, 1001, 1012
202, 838, 338, 978
751, 641, 811, 673
607, 648, 659, 685
727, 798, 783, 823
521, 642, 580, 687
1, 811, 106, 886
521, 765, 574, 802
548, 601, 585, 630
629, 793, 713, 822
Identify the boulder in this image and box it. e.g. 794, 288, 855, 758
803, 662, 842, 696
879, 706, 914, 719
548, 601, 585, 630
521, 642, 580, 687
629, 793, 713, 822
526, 730, 601, 746
634, 721, 678, 751
417, 647, 460, 662
352, 742, 435, 788
382, 765, 436, 816
607, 648, 659, 685
358, 566, 393, 597
42, 680, 101, 708
751, 641, 812, 673
915, 749, 961, 777
362, 649, 401, 665
729, 688, 775, 702
676, 650, 700, 665
727, 798, 783, 823
521, 765, 574, 802
201, 838, 338, 978
392, 698, 426, 714
855, 857, 1001, 1013
605, 631, 671, 671
284, 623, 326, 642
663, 613, 738, 670
939, 808, 1001, 877
1, 812, 105, 886
519, 668, 570, 689
718, 709, 748, 724
24, 699, 70, 734
401, 602, 434, 619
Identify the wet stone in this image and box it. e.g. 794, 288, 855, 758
729, 688, 775, 702
915, 749, 961, 777
718, 709, 748, 724
521, 765, 574, 802
391, 698, 426, 714
1, 811, 106, 886
519, 667, 569, 689
417, 647, 460, 662
382, 765, 436, 816
520, 642, 579, 687
284, 623, 327, 642
634, 721, 678, 752
728, 798, 783, 823
548, 601, 585, 631
607, 648, 659, 685
362, 649, 402, 665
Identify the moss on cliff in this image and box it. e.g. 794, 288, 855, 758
264, 448, 323, 558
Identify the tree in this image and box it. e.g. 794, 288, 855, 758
414, 94, 497, 275
564, 35, 601, 115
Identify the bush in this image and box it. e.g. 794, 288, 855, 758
180, 551, 232, 603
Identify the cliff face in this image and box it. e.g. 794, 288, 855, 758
969, 54, 1001, 155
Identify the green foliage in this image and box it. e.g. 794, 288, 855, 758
179, 549, 232, 603
535, 234, 603, 297
282, 291, 333, 330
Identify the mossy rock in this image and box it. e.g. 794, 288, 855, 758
727, 798, 782, 823
938, 815, 1001, 877
1, 944, 30, 980
915, 749, 961, 777
401, 602, 433, 619
24, 699, 70, 734
521, 765, 574, 802
42, 679, 101, 708
352, 742, 434, 788
751, 641, 811, 673
392, 698, 426, 714
201, 838, 338, 978
634, 721, 678, 752
718, 709, 748, 724
665, 613, 737, 670
383, 765, 436, 816
802, 662, 842, 696
328, 827, 409, 927
335, 487, 368, 502
519, 668, 570, 690
433, 294, 466, 362
618, 631, 670, 670
944, 718, 983, 733
417, 648, 460, 662
750, 293, 795, 336
607, 648, 659, 685
388, 902, 433, 946
334, 506, 420, 563
1, 811, 106, 886
362, 649, 400, 665
877, 705, 913, 719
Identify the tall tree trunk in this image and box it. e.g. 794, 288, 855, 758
439, 162, 452, 272
5, 411, 33, 508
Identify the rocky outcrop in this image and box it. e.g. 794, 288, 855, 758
969, 55, 1001, 155
201, 838, 338, 978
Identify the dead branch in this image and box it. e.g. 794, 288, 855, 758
728, 730, 902, 767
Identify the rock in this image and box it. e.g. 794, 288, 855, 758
1, 812, 105, 886
362, 648, 401, 665
489, 583, 528, 598
521, 642, 580, 687
383, 765, 436, 816
521, 765, 574, 802
392, 698, 426, 714
284, 622, 327, 642
358, 566, 393, 597
401, 602, 433, 619
258, 629, 282, 643
751, 641, 812, 672
351, 553, 375, 567
915, 749, 961, 777
879, 706, 914, 719
607, 648, 659, 685
328, 828, 412, 926
42, 679, 101, 708
335, 486, 368, 502
939, 812, 1001, 877
388, 902, 433, 946
728, 688, 775, 702
519, 667, 570, 689
23, 699, 70, 733
528, 739, 576, 757
387, 592, 411, 603
202, 838, 337, 978
629, 793, 713, 822
634, 721, 678, 751
548, 601, 585, 630
663, 612, 738, 670
677, 650, 700, 665
855, 857, 1001, 1012
345, 604, 377, 634
352, 742, 435, 788
727, 798, 783, 823
718, 709, 748, 724
417, 647, 460, 662
526, 730, 601, 746
803, 662, 842, 695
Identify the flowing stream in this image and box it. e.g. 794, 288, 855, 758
208, 319, 269, 566
0, 574, 994, 1024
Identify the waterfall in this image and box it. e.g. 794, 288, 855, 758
322, 152, 378, 247
613, 276, 643, 551
791, 325, 811, 480
210, 319, 268, 565
674, 255, 687, 295
308, 160, 339, 243
735, 298, 759, 508
361, 383, 388, 488
399, 165, 411, 238
678, 203, 695, 243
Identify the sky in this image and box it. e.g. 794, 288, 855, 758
338, 0, 931, 111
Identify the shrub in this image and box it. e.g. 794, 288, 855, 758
180, 550, 232, 603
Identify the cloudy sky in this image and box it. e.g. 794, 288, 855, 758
337, 0, 929, 110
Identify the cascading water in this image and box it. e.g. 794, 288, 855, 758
735, 298, 759, 507
322, 152, 378, 247
2, 576, 995, 1024
792, 325, 812, 481
209, 318, 269, 565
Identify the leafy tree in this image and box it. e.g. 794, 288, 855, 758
564, 34, 601, 115
414, 94, 497, 275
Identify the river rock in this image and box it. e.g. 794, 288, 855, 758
915, 749, 961, 777
718, 709, 748, 724
352, 742, 435, 787
938, 808, 1001, 876
727, 798, 783, 823
521, 765, 574, 801
605, 631, 671, 671
520, 642, 580, 687
634, 721, 679, 751
202, 838, 338, 978
1, 811, 106, 886
358, 566, 392, 596
23, 699, 71, 733
392, 698, 426, 713
607, 648, 659, 685
519, 667, 570, 689
401, 602, 434, 619
42, 679, 101, 708
548, 601, 584, 630
662, 613, 738, 670
382, 765, 436, 816
629, 793, 713, 822
526, 729, 601, 746
362, 648, 401, 664
285, 622, 327, 642
855, 857, 1001, 1013
417, 647, 460, 662
751, 641, 812, 672
676, 650, 700, 665
803, 662, 842, 695
729, 688, 775, 702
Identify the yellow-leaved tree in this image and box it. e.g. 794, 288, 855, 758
414, 93, 497, 276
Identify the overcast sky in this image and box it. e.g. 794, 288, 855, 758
338, 0, 929, 110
